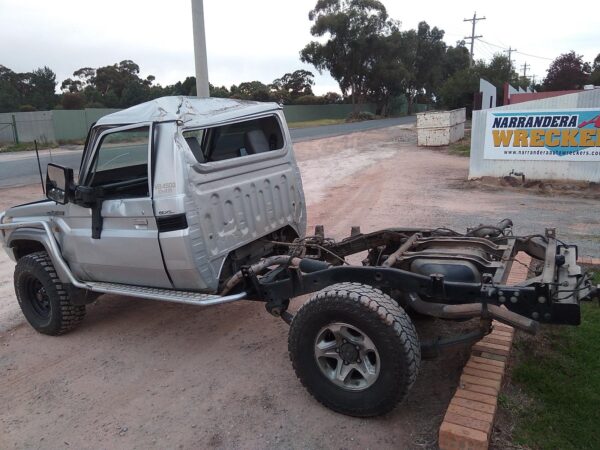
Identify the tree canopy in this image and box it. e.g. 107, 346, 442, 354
0, 65, 57, 112
301, 0, 394, 106
299, 2, 472, 113
590, 53, 600, 86
270, 69, 315, 103
543, 51, 592, 91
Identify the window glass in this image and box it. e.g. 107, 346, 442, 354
182, 129, 206, 163
184, 115, 284, 163
88, 126, 149, 187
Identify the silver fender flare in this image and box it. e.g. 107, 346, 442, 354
1, 222, 88, 288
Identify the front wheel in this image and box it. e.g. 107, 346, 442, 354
14, 251, 86, 335
288, 282, 421, 417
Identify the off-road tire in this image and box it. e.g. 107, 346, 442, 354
288, 282, 420, 417
14, 251, 86, 335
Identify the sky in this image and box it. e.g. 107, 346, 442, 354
0, 0, 598, 94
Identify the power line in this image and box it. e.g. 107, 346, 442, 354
478, 40, 502, 58
473, 47, 491, 61
495, 37, 510, 49
479, 39, 554, 61
514, 50, 553, 61
475, 40, 498, 59
478, 39, 505, 50
463, 11, 486, 66
503, 46, 517, 69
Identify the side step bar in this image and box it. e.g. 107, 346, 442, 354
86, 282, 248, 306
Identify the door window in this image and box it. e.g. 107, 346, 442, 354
87, 126, 150, 196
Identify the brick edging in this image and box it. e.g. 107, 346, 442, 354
438, 253, 532, 450
577, 256, 600, 266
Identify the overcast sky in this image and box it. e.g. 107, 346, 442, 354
1, 0, 598, 94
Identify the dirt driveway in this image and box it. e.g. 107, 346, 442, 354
1, 126, 598, 449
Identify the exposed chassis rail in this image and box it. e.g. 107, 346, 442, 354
243, 226, 597, 334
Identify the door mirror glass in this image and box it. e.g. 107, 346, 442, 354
46, 163, 74, 204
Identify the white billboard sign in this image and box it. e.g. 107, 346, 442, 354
483, 109, 600, 161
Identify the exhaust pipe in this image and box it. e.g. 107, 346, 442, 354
407, 292, 539, 334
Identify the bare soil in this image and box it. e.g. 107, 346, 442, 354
460, 176, 600, 200
1, 125, 598, 449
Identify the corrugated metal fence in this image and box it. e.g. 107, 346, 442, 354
0, 109, 120, 144
0, 101, 428, 145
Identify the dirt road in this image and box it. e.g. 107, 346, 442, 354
1, 126, 598, 449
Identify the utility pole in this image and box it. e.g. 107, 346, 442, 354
191, 0, 210, 97
463, 11, 486, 66
520, 62, 530, 78
504, 46, 517, 69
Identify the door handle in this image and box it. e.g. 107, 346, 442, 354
133, 218, 148, 229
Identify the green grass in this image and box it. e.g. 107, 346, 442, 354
448, 130, 471, 157
0, 142, 57, 153
0, 140, 84, 153
448, 120, 472, 157
510, 268, 600, 449
287, 118, 346, 129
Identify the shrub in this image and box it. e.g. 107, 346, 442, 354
18, 104, 37, 112
86, 102, 106, 109
293, 95, 327, 105
61, 93, 85, 110
346, 111, 376, 122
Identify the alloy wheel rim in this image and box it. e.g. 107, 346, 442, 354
314, 322, 380, 391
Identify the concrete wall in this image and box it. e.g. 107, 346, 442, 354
417, 108, 466, 146
469, 89, 600, 182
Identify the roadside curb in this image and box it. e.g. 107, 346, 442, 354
438, 253, 531, 450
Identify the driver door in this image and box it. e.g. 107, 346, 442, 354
61, 123, 172, 288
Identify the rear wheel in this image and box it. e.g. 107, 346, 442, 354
14, 251, 86, 335
288, 282, 420, 417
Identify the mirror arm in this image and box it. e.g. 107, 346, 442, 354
74, 185, 105, 240
91, 199, 104, 240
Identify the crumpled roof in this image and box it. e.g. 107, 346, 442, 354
96, 96, 281, 127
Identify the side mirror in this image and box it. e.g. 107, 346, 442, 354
46, 163, 74, 205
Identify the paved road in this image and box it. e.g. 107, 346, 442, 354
0, 116, 415, 188
290, 116, 414, 141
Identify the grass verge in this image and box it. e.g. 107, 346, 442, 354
287, 118, 346, 129
506, 268, 600, 449
448, 127, 471, 157
0, 142, 58, 153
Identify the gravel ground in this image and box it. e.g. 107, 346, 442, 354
0, 125, 598, 449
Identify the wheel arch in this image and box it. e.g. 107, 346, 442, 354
7, 228, 71, 283
217, 225, 301, 289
